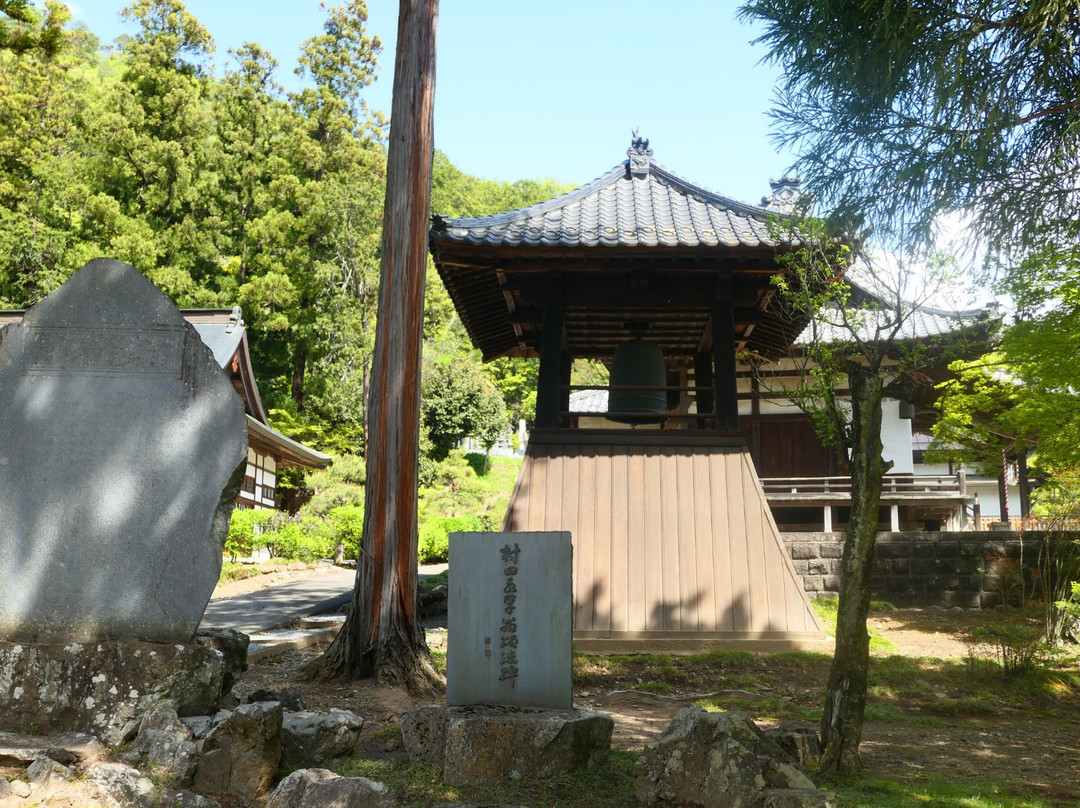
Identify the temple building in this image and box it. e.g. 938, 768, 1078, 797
429, 135, 828, 651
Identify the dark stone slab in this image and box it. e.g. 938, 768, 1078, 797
0, 259, 246, 642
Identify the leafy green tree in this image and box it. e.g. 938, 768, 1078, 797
297, 452, 366, 516
1, 0, 66, 56
211, 42, 296, 291
760, 220, 992, 775
80, 0, 217, 301
0, 2, 96, 303
490, 356, 538, 431
740, 0, 1080, 255
260, 0, 384, 435
741, 0, 1080, 514
422, 359, 508, 460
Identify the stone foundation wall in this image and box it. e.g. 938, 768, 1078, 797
782, 532, 1065, 609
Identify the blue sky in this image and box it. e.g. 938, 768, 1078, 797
65, 0, 793, 207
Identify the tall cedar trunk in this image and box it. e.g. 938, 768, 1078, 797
818, 366, 888, 775
305, 0, 441, 694
291, 347, 306, 412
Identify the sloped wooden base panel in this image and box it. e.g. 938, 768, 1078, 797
503, 431, 827, 647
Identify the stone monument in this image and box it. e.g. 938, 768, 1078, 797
401, 531, 614, 785
0, 258, 247, 643
446, 531, 573, 709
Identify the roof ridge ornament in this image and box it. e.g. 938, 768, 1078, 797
761, 174, 803, 214
628, 131, 653, 179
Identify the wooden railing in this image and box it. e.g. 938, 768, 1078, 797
1009, 516, 1080, 532
759, 473, 966, 497
759, 473, 970, 532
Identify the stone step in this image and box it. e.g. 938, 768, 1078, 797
247, 627, 340, 663
293, 614, 346, 630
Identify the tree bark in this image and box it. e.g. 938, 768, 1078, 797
818, 365, 889, 775
305, 0, 441, 695
291, 346, 306, 412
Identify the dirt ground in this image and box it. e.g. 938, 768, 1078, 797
223, 570, 1080, 807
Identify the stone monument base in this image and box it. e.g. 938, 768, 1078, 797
0, 636, 239, 746
401, 704, 613, 785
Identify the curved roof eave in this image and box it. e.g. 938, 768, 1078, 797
430, 159, 800, 251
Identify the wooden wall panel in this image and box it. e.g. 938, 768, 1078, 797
610, 449, 629, 632
692, 452, 715, 630
676, 450, 699, 631
628, 452, 648, 632
592, 445, 612, 634
501, 434, 825, 647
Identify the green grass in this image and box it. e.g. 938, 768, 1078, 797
217, 561, 265, 584
828, 777, 1059, 807
419, 568, 448, 588
811, 596, 898, 653
699, 694, 820, 722
429, 647, 446, 675
370, 724, 403, 743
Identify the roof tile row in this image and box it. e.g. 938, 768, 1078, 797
433, 159, 793, 250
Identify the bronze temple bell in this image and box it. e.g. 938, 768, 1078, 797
608, 324, 667, 424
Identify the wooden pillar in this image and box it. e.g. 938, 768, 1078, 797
535, 276, 564, 429
559, 350, 572, 429
998, 448, 1010, 522
712, 285, 739, 432
1017, 448, 1030, 523
750, 374, 762, 464
694, 351, 714, 429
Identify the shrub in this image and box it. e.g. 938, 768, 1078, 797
262, 514, 335, 563
225, 509, 274, 560
418, 515, 487, 563
966, 621, 1055, 677
327, 505, 365, 561
299, 454, 366, 517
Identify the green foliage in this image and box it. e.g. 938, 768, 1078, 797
257, 512, 334, 562
1037, 534, 1080, 646
297, 453, 366, 516
0, 0, 67, 57
218, 560, 265, 584
326, 504, 364, 560
0, 2, 562, 459
966, 621, 1056, 678
417, 452, 519, 561
745, 0, 1080, 539
421, 360, 508, 461
418, 515, 487, 564
1057, 580, 1080, 640
741, 0, 1080, 257
225, 508, 274, 559
488, 356, 538, 431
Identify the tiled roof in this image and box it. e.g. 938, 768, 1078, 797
568, 388, 609, 414
797, 302, 1000, 345
799, 273, 1002, 344
431, 137, 798, 250
191, 322, 244, 371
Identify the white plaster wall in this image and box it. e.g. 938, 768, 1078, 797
881, 398, 914, 474
912, 460, 1020, 520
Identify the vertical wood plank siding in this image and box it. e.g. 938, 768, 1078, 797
503, 432, 824, 645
